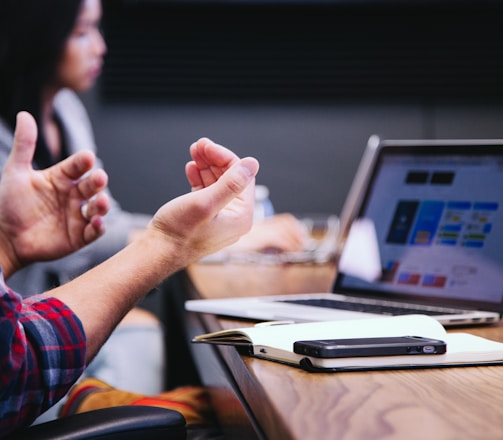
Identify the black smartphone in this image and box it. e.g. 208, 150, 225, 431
293, 336, 447, 358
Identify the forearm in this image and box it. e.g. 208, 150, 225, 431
50, 232, 183, 361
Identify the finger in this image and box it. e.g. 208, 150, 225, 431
185, 161, 203, 190
186, 157, 237, 191
83, 215, 107, 244
82, 193, 110, 219
7, 111, 38, 169
189, 138, 238, 168
200, 156, 259, 213
56, 150, 97, 181
189, 138, 240, 187
77, 168, 109, 200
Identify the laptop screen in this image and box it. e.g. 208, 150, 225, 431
335, 141, 503, 311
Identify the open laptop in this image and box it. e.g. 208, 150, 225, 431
185, 136, 503, 326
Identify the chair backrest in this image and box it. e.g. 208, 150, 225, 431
6, 406, 186, 440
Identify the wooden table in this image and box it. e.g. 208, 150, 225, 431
170, 262, 503, 440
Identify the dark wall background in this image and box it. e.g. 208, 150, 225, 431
82, 0, 503, 218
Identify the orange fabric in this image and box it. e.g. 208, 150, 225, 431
60, 378, 212, 425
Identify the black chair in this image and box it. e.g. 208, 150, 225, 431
6, 406, 186, 440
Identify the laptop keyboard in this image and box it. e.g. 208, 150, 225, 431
280, 298, 454, 316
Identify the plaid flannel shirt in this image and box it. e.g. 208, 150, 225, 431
0, 270, 86, 437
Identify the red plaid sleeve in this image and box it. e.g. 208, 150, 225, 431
0, 275, 86, 437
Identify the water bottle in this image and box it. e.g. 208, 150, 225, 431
254, 185, 274, 222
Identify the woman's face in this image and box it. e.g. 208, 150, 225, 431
56, 0, 107, 92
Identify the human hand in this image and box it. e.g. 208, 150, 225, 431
148, 138, 259, 266
50, 139, 256, 358
0, 112, 110, 277
229, 213, 310, 253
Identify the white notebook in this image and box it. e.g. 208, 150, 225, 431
193, 315, 503, 372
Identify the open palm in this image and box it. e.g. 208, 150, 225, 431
0, 112, 109, 272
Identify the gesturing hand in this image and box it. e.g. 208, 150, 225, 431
0, 111, 110, 277
148, 138, 259, 266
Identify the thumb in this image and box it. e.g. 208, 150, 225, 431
204, 157, 260, 211
8, 111, 38, 170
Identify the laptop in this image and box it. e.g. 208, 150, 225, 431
185, 136, 503, 326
